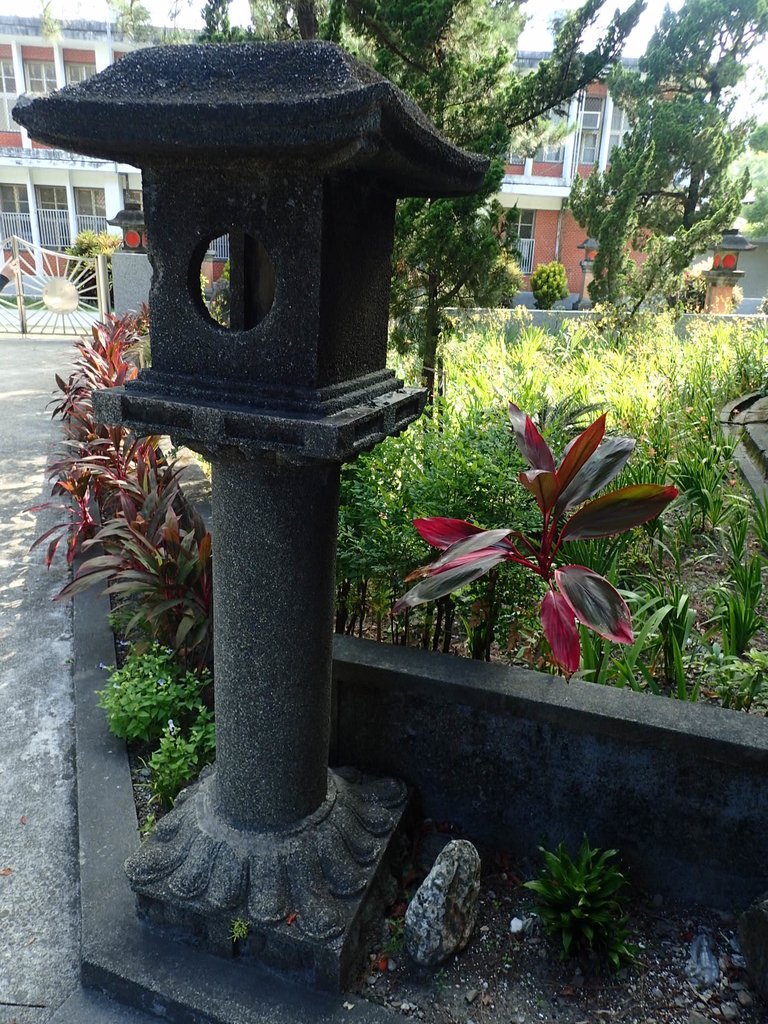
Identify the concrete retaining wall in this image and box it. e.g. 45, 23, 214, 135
331, 636, 768, 910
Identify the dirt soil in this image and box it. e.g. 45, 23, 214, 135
350, 828, 765, 1024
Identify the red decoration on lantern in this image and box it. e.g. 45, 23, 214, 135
141, 231, 148, 249
722, 252, 737, 270
713, 252, 721, 269
125, 228, 141, 248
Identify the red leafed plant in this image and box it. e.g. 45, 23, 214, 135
394, 405, 678, 674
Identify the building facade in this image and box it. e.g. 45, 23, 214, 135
500, 57, 635, 302
0, 15, 145, 252
0, 20, 633, 305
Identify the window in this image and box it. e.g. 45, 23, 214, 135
65, 62, 96, 85
607, 106, 629, 159
123, 188, 143, 209
0, 183, 29, 214
535, 115, 565, 163
0, 60, 16, 132
25, 61, 56, 95
75, 187, 106, 217
578, 96, 603, 164
36, 185, 67, 209
512, 209, 535, 239
0, 183, 31, 240
508, 210, 535, 273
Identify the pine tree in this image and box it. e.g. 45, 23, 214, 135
570, 0, 768, 316
201, 0, 643, 385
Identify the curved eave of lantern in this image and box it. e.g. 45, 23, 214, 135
12, 41, 488, 199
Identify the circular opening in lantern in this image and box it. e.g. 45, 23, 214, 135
197, 231, 275, 331
124, 228, 141, 249
713, 253, 722, 269
722, 252, 737, 271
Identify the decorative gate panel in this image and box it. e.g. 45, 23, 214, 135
0, 235, 109, 335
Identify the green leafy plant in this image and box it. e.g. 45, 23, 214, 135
529, 261, 570, 310
97, 643, 209, 744
229, 917, 250, 943
705, 646, 768, 712
147, 705, 216, 808
713, 589, 764, 659
395, 407, 677, 673
525, 836, 635, 969
752, 498, 768, 555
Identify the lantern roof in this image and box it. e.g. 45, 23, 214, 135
13, 42, 487, 198
711, 228, 756, 253
107, 205, 145, 230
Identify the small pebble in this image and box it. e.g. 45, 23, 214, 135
510, 917, 524, 934
720, 1004, 739, 1022
466, 989, 479, 1004
737, 990, 753, 1007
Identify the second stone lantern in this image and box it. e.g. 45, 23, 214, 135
15, 42, 487, 990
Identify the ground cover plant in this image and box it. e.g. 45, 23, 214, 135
337, 308, 768, 707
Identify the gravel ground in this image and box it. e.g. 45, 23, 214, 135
350, 830, 765, 1024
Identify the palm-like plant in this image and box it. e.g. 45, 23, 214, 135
394, 405, 678, 673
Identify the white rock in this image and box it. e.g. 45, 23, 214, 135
509, 916, 524, 934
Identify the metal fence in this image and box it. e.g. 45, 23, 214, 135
0, 234, 109, 335
37, 208, 71, 249
0, 212, 33, 243
76, 214, 109, 236
516, 237, 535, 275
208, 234, 230, 260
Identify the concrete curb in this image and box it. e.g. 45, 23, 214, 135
69, 574, 395, 1023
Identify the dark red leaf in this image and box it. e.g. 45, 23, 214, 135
554, 414, 606, 501
427, 528, 512, 572
555, 436, 635, 515
555, 565, 633, 645
508, 404, 555, 473
413, 517, 485, 550
519, 469, 558, 514
541, 590, 580, 673
559, 484, 679, 541
394, 550, 508, 612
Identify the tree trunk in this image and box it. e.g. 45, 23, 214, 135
421, 273, 440, 401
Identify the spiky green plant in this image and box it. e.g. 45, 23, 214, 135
525, 836, 635, 970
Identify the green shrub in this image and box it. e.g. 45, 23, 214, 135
529, 261, 569, 309
147, 704, 216, 807
98, 643, 209, 743
66, 230, 121, 259
525, 836, 635, 970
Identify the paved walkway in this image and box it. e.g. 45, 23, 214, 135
0, 336, 80, 1024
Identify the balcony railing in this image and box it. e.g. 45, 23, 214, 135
515, 237, 535, 275
76, 214, 109, 236
0, 212, 33, 243
37, 208, 71, 249
208, 234, 230, 260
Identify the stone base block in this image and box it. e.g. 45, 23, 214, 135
125, 766, 409, 991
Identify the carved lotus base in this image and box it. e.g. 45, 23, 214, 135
125, 765, 409, 991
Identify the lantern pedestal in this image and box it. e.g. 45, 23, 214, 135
703, 269, 743, 313
127, 766, 407, 991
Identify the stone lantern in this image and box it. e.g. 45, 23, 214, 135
15, 43, 486, 991
704, 227, 755, 312
573, 236, 599, 309
108, 202, 147, 253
